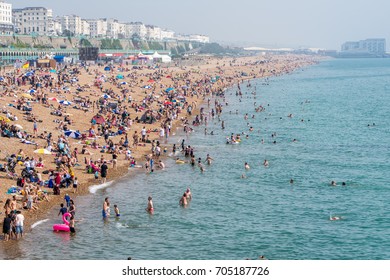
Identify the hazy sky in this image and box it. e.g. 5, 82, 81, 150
8, 0, 390, 50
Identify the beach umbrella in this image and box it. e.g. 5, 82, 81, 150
116, 74, 124, 79
142, 85, 152, 89
50, 69, 56, 73
48, 97, 59, 102
102, 94, 111, 99
148, 79, 155, 83
120, 82, 128, 85
33, 148, 52, 155
0, 77, 4, 81
0, 116, 11, 122
21, 93, 34, 99
164, 101, 173, 105
25, 72, 34, 77
14, 124, 23, 129
104, 66, 111, 71
165, 87, 175, 92
59, 100, 72, 105
27, 89, 36, 94
64, 130, 81, 139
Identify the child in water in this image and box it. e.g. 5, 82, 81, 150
114, 205, 120, 217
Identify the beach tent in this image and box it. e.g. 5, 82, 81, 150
120, 82, 128, 85
160, 55, 172, 63
21, 93, 34, 99
92, 115, 105, 125
48, 97, 59, 102
49, 69, 57, 73
148, 79, 155, 83
102, 94, 111, 99
64, 130, 81, 139
116, 74, 124, 79
14, 124, 23, 129
33, 148, 52, 155
142, 85, 152, 89
104, 66, 111, 71
59, 100, 72, 105
165, 87, 175, 93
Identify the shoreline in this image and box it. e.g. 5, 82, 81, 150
0, 54, 319, 250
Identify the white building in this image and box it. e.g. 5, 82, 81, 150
341, 38, 386, 55
175, 34, 210, 43
80, 20, 90, 36
161, 29, 175, 40
127, 22, 147, 39
146, 25, 162, 40
53, 17, 62, 36
12, 7, 54, 36
61, 15, 82, 36
0, 1, 12, 34
86, 19, 107, 38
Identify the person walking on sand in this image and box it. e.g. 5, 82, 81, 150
33, 119, 38, 136
100, 161, 108, 183
146, 196, 154, 214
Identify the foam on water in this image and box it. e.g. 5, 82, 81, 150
89, 181, 114, 194
31, 219, 49, 229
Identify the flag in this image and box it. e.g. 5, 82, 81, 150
22, 62, 29, 69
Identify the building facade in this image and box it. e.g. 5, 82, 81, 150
341, 38, 386, 55
12, 7, 54, 36
0, 1, 12, 34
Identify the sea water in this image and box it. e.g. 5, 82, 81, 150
3, 58, 390, 260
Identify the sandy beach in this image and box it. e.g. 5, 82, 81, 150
0, 54, 318, 244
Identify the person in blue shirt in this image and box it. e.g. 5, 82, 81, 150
58, 203, 68, 216
64, 194, 71, 207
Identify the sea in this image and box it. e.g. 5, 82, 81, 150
1, 58, 389, 260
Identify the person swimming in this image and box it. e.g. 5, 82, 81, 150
146, 196, 154, 214
179, 193, 188, 207
185, 188, 192, 200
263, 159, 269, 167
245, 162, 250, 170
114, 204, 120, 217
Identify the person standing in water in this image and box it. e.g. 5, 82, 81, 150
146, 196, 154, 214
205, 154, 214, 165
179, 193, 188, 207
69, 215, 76, 233
103, 197, 110, 219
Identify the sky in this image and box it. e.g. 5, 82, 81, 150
7, 0, 390, 50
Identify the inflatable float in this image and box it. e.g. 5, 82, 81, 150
53, 212, 71, 232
